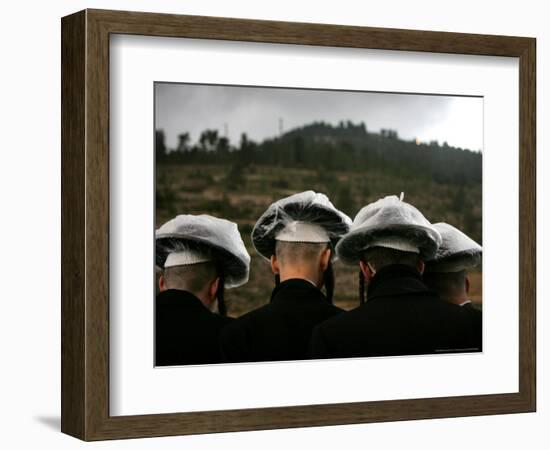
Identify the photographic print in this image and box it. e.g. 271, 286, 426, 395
154, 83, 483, 366
61, 10, 535, 439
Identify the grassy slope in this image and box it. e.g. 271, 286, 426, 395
156, 163, 482, 317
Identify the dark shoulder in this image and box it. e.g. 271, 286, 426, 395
187, 309, 235, 335
215, 314, 236, 326
233, 302, 275, 325
222, 303, 273, 332
184, 303, 235, 330
326, 303, 345, 316
315, 304, 363, 332
433, 298, 473, 316
463, 302, 482, 313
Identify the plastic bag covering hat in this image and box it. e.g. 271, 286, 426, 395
335, 194, 442, 264
275, 221, 330, 243
156, 214, 251, 288
164, 247, 213, 268
252, 190, 352, 260
425, 223, 482, 272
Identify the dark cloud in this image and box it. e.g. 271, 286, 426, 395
155, 82, 482, 151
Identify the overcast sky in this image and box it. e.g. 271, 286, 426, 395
155, 83, 483, 152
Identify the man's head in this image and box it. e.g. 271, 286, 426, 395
159, 262, 220, 310
270, 241, 331, 288
157, 240, 221, 310
336, 195, 441, 266
335, 195, 441, 305
359, 246, 424, 284
423, 270, 470, 305
155, 214, 251, 290
251, 192, 351, 266
422, 222, 481, 306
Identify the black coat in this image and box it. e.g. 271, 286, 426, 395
462, 302, 482, 351
310, 265, 480, 359
155, 289, 234, 366
221, 278, 343, 363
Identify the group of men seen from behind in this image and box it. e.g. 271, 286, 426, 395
155, 191, 482, 366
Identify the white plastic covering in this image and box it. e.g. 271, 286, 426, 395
366, 236, 421, 254
251, 190, 352, 260
156, 214, 251, 288
275, 221, 330, 243
425, 222, 482, 272
335, 194, 442, 264
164, 248, 213, 268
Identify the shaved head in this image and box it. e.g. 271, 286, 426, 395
163, 262, 218, 294
271, 241, 332, 289
423, 270, 468, 303
362, 246, 422, 271
275, 241, 329, 268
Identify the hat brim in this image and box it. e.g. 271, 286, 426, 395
156, 234, 249, 288
425, 249, 482, 272
336, 223, 441, 265
252, 202, 350, 260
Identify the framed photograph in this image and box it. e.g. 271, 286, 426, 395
61, 9, 536, 440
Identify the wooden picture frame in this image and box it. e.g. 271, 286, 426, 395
61, 8, 536, 441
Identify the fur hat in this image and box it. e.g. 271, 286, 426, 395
252, 190, 352, 260
425, 222, 482, 272
156, 214, 251, 288
336, 194, 441, 264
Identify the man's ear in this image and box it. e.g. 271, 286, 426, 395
465, 275, 470, 295
208, 277, 220, 303
159, 274, 167, 292
320, 247, 331, 271
270, 255, 279, 275
359, 260, 370, 278
417, 260, 425, 275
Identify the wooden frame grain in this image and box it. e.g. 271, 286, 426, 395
61, 9, 536, 441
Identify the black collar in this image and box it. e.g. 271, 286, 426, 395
270, 278, 327, 304
367, 265, 432, 301
156, 289, 211, 312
